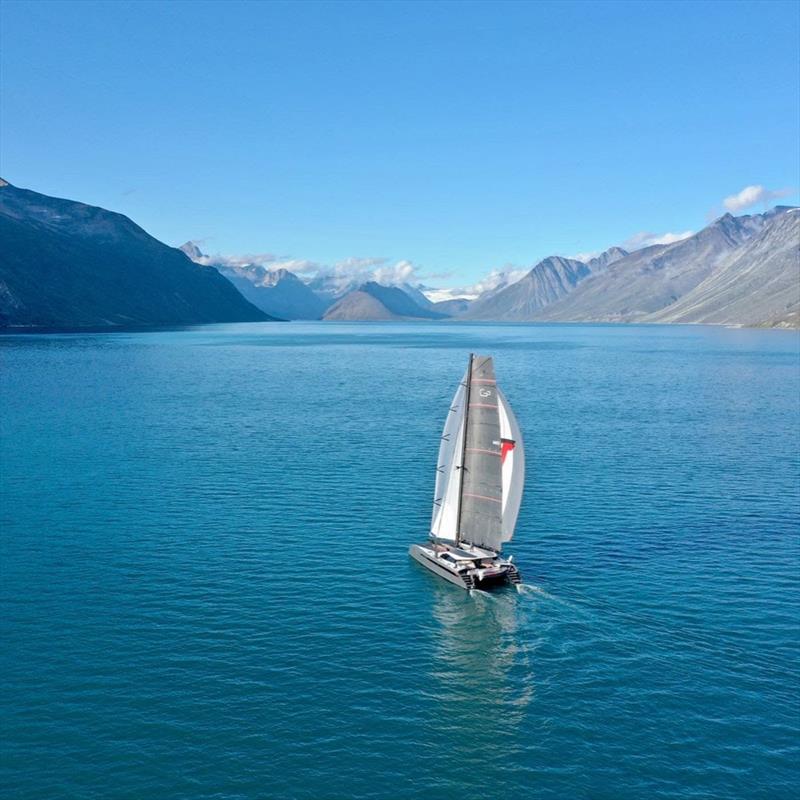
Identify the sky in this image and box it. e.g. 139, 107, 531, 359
1, 0, 798, 290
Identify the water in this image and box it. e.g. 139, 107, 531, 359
1, 322, 798, 799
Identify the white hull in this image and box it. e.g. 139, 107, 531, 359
409, 542, 521, 591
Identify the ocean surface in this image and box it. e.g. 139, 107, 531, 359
1, 322, 798, 800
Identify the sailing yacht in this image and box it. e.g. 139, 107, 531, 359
409, 354, 525, 590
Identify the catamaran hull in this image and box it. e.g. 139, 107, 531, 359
408, 544, 520, 591
409, 544, 471, 588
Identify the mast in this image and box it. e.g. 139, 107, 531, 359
454, 352, 473, 546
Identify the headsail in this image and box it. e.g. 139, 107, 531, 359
430, 369, 467, 542
498, 388, 524, 542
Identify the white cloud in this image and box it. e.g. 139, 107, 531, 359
423, 288, 464, 303
265, 259, 320, 275
307, 256, 423, 289
373, 259, 417, 285
423, 266, 528, 302
723, 184, 792, 213
327, 256, 387, 274
185, 244, 421, 287
186, 245, 282, 269
214, 252, 283, 268
473, 267, 527, 295
621, 230, 694, 251
571, 250, 601, 263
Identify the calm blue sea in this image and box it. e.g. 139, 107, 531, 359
1, 322, 799, 800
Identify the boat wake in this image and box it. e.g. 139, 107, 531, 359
469, 583, 565, 605
471, 583, 573, 609
516, 583, 580, 608
516, 583, 557, 599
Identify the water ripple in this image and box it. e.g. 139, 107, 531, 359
1, 322, 798, 799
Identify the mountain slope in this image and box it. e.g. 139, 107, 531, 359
536, 209, 786, 322
462, 256, 591, 320
323, 290, 401, 320
0, 181, 270, 328
585, 246, 628, 271
223, 267, 328, 320
180, 244, 329, 320
399, 282, 435, 309
433, 297, 472, 316
323, 281, 447, 321
358, 282, 446, 319
307, 273, 359, 303
645, 210, 800, 326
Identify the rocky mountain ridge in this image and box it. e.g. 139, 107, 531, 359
3, 179, 795, 329
0, 181, 270, 328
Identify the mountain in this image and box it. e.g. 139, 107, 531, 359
470, 270, 528, 304
0, 181, 270, 328
357, 282, 446, 319
758, 310, 800, 329
323, 290, 402, 320
536, 208, 790, 322
433, 297, 472, 316
219, 266, 329, 320
180, 243, 328, 320
645, 209, 800, 326
399, 282, 435, 309
461, 207, 795, 325
323, 281, 447, 321
307, 273, 359, 303
462, 256, 591, 320
585, 246, 628, 271
179, 241, 206, 261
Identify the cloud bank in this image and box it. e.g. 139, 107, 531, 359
183, 242, 426, 290
723, 184, 792, 213
423, 267, 528, 302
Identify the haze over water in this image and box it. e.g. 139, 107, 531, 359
2, 322, 798, 799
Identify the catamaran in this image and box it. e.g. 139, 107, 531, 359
409, 354, 525, 590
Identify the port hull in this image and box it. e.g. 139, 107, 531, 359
409, 544, 470, 588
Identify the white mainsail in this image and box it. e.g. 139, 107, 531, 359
430, 369, 467, 542
431, 357, 525, 551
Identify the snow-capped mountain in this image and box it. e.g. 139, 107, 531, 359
180, 243, 329, 320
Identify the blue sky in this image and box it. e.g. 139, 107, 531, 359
2, 0, 798, 288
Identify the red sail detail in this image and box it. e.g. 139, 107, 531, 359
501, 438, 515, 464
